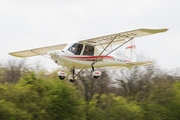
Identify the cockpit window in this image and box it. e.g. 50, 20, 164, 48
68, 43, 83, 55
83, 45, 94, 56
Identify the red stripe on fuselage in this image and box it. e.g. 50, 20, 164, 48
66, 55, 113, 61
125, 60, 131, 62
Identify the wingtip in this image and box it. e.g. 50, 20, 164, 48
159, 28, 169, 32
165, 28, 169, 31
8, 52, 25, 58
8, 52, 13, 56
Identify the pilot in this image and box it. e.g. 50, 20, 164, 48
84, 46, 93, 55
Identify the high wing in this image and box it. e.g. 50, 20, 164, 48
78, 28, 168, 47
9, 28, 168, 58
9, 44, 67, 58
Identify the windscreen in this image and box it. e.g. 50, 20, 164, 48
68, 43, 83, 55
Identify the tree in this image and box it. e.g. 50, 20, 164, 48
73, 69, 112, 120
88, 93, 143, 120
0, 59, 29, 83
45, 80, 85, 120
0, 71, 85, 120
0, 100, 31, 120
140, 78, 180, 120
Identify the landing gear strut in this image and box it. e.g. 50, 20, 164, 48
68, 68, 76, 82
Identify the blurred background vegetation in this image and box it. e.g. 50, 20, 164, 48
0, 59, 180, 120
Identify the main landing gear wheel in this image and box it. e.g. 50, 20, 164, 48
69, 79, 75, 82
92, 70, 102, 79
57, 71, 67, 80
59, 76, 65, 80
68, 74, 76, 82
91, 65, 102, 79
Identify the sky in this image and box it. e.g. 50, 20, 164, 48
0, 0, 180, 71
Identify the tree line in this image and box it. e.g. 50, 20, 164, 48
0, 59, 180, 120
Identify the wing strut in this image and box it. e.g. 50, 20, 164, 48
91, 35, 117, 67
98, 35, 117, 56
30, 50, 51, 59
105, 37, 134, 56
91, 37, 134, 66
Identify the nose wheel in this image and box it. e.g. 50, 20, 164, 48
68, 75, 76, 82
69, 79, 75, 82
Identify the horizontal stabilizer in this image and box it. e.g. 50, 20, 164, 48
127, 61, 153, 66
126, 61, 153, 69
103, 61, 153, 70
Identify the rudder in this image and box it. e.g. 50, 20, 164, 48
124, 39, 137, 62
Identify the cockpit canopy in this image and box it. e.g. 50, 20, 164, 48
64, 43, 94, 55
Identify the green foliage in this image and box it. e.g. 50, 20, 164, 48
1, 60, 180, 120
88, 94, 143, 120
45, 80, 85, 120
0, 100, 31, 120
0, 72, 85, 120
140, 80, 180, 120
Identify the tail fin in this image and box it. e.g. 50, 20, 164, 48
124, 39, 137, 62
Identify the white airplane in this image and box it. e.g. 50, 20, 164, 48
9, 28, 168, 82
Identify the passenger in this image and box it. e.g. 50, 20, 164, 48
84, 46, 93, 55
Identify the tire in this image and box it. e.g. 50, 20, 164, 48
59, 76, 65, 80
